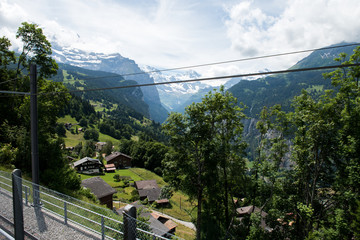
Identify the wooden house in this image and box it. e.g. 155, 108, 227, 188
73, 157, 102, 174
81, 177, 117, 209
105, 152, 132, 169
116, 202, 177, 237
134, 180, 161, 202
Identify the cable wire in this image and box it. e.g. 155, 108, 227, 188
0, 77, 20, 85
74, 43, 360, 82
37, 63, 359, 96
1, 63, 359, 97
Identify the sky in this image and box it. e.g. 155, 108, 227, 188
1, 0, 360, 80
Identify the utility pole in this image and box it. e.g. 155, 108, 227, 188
30, 64, 40, 207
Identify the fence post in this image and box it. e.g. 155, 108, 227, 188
12, 169, 24, 240
25, 185, 28, 205
101, 216, 105, 240
123, 204, 136, 240
64, 201, 67, 225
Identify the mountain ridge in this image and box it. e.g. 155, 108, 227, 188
228, 43, 359, 118
51, 43, 168, 123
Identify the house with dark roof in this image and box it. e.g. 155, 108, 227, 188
81, 177, 117, 209
73, 157, 103, 174
150, 212, 177, 235
236, 205, 272, 232
117, 202, 177, 238
134, 180, 161, 203
105, 152, 132, 169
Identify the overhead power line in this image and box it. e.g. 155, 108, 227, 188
1, 63, 359, 97
131, 43, 360, 74
0, 77, 20, 85
75, 43, 360, 82
0, 90, 30, 95
35, 63, 359, 96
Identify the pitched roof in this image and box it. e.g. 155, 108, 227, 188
116, 202, 176, 237
105, 164, 115, 168
104, 164, 116, 171
138, 188, 161, 202
236, 205, 268, 218
155, 199, 169, 204
73, 157, 102, 167
105, 151, 132, 161
81, 177, 116, 199
135, 180, 159, 190
164, 219, 177, 231
150, 212, 177, 230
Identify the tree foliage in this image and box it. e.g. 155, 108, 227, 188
163, 86, 247, 239
0, 22, 80, 192
245, 47, 360, 240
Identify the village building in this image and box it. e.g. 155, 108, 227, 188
104, 163, 116, 173
150, 212, 177, 235
155, 199, 170, 207
81, 177, 117, 209
105, 152, 132, 169
236, 205, 272, 232
117, 202, 177, 237
134, 180, 161, 203
95, 142, 107, 152
73, 157, 103, 174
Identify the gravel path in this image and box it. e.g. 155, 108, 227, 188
0, 188, 102, 240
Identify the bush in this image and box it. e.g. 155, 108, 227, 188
113, 174, 121, 182
159, 185, 174, 199
84, 129, 99, 141
79, 118, 88, 127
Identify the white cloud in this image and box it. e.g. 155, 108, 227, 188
225, 0, 360, 70
1, 0, 359, 79
0, 0, 230, 69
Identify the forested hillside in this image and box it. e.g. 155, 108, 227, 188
229, 44, 356, 118
52, 63, 150, 118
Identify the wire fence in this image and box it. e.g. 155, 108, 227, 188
0, 170, 183, 240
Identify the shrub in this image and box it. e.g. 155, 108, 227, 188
113, 174, 121, 182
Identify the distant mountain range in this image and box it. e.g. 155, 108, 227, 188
51, 42, 241, 117
51, 43, 168, 123
141, 66, 209, 112
50, 41, 358, 123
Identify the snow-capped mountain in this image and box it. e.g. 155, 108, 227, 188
141, 65, 242, 112
141, 65, 211, 111
51, 43, 169, 123
51, 42, 240, 115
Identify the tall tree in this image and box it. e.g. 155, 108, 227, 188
163, 86, 247, 239
0, 23, 80, 192
16, 22, 58, 78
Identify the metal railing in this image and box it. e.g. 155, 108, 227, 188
0, 170, 182, 240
